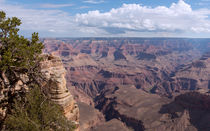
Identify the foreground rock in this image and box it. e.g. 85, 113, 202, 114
40, 54, 80, 129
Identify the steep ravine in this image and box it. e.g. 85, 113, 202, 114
95, 93, 145, 131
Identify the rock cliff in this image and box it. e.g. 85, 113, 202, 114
40, 54, 80, 129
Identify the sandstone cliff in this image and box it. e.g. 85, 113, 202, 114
40, 54, 80, 129
40, 54, 106, 131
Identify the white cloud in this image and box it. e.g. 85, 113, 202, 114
40, 3, 73, 8
0, 1, 81, 37
83, 0, 104, 4
0, 0, 210, 37
76, 0, 210, 34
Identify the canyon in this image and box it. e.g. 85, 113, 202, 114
43, 38, 210, 131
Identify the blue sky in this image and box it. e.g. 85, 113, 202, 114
1, 0, 210, 37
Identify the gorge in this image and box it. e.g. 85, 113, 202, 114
43, 38, 210, 131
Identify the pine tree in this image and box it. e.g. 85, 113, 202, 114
0, 11, 44, 110
0, 11, 75, 130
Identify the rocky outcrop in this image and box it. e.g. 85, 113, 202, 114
40, 54, 79, 129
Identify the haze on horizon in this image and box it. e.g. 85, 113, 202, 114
0, 0, 210, 38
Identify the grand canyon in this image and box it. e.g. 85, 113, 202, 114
43, 38, 210, 131
1, 0, 210, 130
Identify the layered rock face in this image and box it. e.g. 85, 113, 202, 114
40, 54, 79, 127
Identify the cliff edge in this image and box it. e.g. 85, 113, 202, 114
40, 54, 80, 130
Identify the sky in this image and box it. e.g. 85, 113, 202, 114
0, 0, 210, 38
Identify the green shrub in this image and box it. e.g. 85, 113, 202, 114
4, 86, 75, 131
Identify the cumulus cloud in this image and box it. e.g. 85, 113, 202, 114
76, 0, 210, 34
0, 0, 210, 37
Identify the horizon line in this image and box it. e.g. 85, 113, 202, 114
39, 37, 210, 39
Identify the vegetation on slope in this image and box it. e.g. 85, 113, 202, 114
4, 86, 75, 131
0, 11, 74, 130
